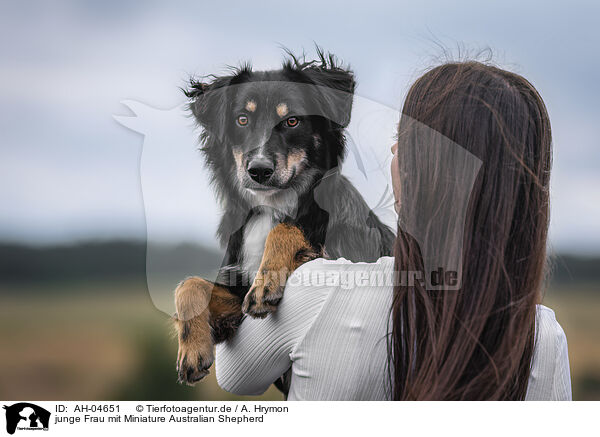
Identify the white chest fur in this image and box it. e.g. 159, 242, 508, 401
241, 213, 276, 282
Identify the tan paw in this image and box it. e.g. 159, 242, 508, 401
242, 269, 286, 318
173, 277, 213, 385
174, 317, 214, 385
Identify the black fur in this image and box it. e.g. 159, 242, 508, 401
210, 313, 245, 344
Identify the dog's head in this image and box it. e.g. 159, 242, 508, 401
185, 51, 355, 206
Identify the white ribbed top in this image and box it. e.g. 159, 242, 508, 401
215, 257, 572, 400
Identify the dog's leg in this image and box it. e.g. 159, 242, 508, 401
173, 278, 242, 385
243, 223, 319, 318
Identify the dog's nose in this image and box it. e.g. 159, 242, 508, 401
247, 157, 274, 184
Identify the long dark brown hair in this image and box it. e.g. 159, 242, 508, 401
389, 61, 553, 400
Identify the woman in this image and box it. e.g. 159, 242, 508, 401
215, 61, 572, 400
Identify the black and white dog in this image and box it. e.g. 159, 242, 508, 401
174, 50, 394, 389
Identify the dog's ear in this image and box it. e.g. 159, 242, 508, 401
302, 64, 355, 128
184, 76, 232, 140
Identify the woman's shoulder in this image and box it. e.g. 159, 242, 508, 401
293, 256, 395, 273
284, 256, 395, 299
533, 304, 569, 379
527, 304, 571, 400
536, 304, 557, 322
536, 305, 564, 331
535, 304, 568, 346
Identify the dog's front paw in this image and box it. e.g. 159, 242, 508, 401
242, 269, 286, 319
173, 277, 213, 385
174, 317, 214, 385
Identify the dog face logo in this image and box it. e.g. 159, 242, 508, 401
3, 403, 50, 435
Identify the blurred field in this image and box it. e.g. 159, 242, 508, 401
0, 243, 598, 401
543, 285, 600, 400
0, 280, 283, 401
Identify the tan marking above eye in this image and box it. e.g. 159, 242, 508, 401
245, 100, 257, 112
276, 103, 289, 118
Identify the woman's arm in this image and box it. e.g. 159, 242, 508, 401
215, 311, 294, 396
215, 259, 330, 395
551, 319, 572, 401
526, 306, 572, 400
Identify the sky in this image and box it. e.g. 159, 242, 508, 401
1, 0, 599, 254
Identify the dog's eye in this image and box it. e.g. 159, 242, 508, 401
286, 117, 299, 128
236, 115, 249, 126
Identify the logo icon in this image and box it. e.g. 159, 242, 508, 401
3, 403, 50, 435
